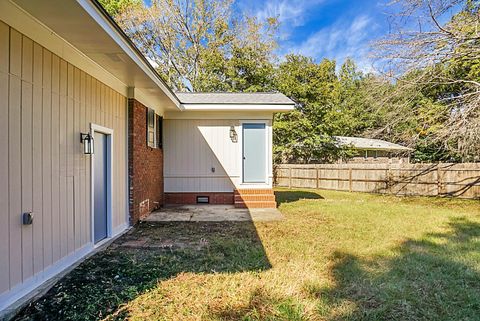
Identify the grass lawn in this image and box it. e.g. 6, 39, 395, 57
14, 189, 480, 320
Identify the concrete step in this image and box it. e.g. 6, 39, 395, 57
234, 201, 277, 209
234, 194, 276, 202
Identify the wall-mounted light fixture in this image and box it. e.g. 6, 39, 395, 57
80, 133, 94, 154
229, 126, 238, 143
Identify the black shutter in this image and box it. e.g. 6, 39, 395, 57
147, 108, 155, 147
156, 115, 163, 148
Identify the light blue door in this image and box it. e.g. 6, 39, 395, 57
243, 123, 266, 183
94, 132, 107, 243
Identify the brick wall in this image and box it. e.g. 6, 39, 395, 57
128, 99, 163, 224
165, 192, 234, 205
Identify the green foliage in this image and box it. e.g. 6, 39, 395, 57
196, 17, 278, 93
114, 0, 277, 92
412, 138, 461, 163
97, 0, 140, 16
273, 56, 373, 163
102, 0, 479, 163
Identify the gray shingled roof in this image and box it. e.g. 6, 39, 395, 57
175, 92, 295, 105
334, 136, 413, 151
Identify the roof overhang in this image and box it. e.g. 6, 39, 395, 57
6, 0, 181, 113
180, 103, 295, 112
3, 0, 296, 115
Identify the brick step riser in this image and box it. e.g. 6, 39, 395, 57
234, 201, 277, 209
234, 195, 276, 202
234, 189, 274, 196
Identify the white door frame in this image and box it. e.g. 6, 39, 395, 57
90, 123, 114, 247
239, 120, 269, 185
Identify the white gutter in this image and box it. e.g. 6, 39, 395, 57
180, 103, 295, 112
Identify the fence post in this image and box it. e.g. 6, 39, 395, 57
437, 165, 442, 196
386, 164, 391, 193
316, 167, 319, 189
348, 167, 352, 192
289, 166, 292, 189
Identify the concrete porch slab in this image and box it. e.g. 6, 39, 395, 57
143, 205, 283, 222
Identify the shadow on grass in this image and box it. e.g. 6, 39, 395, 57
313, 217, 480, 320
275, 190, 324, 205
13, 221, 271, 321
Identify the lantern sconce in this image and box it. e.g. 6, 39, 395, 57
229, 126, 238, 143
80, 133, 94, 154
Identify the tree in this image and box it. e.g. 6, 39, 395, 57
373, 0, 480, 161
98, 0, 140, 17
273, 55, 354, 163
114, 0, 277, 92
324, 59, 379, 136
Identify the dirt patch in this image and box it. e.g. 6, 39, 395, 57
112, 221, 261, 251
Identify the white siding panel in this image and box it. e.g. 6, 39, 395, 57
164, 119, 272, 192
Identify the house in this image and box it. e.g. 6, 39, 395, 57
334, 136, 413, 164
0, 0, 294, 313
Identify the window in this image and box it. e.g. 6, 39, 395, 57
146, 108, 163, 149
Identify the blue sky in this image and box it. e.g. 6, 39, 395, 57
141, 0, 459, 72
236, 0, 393, 72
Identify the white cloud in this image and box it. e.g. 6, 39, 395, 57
291, 14, 378, 72
238, 0, 382, 72
240, 0, 325, 40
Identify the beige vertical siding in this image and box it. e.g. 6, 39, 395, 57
0, 22, 128, 299
0, 20, 9, 294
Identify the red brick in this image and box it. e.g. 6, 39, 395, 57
164, 192, 234, 205
234, 188, 277, 208
128, 99, 163, 224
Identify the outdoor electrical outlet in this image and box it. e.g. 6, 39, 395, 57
22, 212, 33, 225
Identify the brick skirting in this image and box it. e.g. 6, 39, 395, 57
165, 192, 234, 205
165, 190, 277, 208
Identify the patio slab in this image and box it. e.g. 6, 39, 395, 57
143, 205, 283, 222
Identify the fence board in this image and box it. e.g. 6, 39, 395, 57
276, 163, 480, 199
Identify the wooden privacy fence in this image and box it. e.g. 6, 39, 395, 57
275, 163, 480, 199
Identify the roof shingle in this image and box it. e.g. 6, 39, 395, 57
175, 92, 294, 105
334, 136, 412, 151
